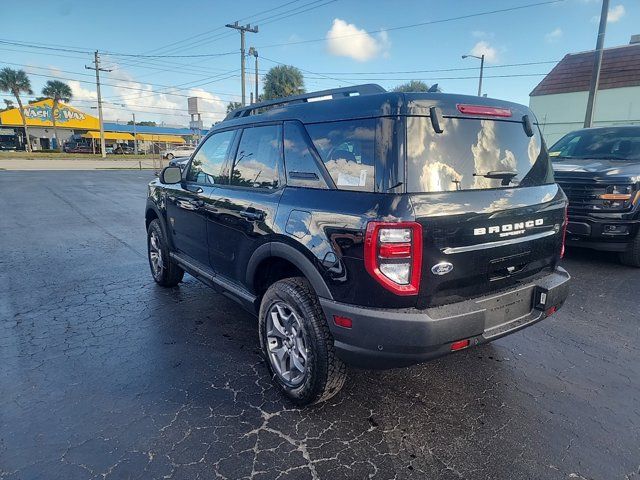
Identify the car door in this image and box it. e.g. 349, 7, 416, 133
165, 129, 236, 266
207, 123, 285, 283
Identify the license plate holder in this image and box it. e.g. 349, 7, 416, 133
478, 285, 534, 331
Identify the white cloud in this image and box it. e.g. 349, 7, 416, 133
607, 4, 626, 22
325, 18, 389, 62
64, 68, 227, 126
592, 4, 626, 23
469, 41, 499, 64
545, 28, 563, 43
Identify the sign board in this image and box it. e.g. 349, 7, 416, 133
0, 99, 99, 130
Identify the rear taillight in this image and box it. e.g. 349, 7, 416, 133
456, 104, 512, 117
561, 205, 568, 258
364, 222, 422, 296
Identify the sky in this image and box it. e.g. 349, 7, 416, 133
1, 0, 637, 127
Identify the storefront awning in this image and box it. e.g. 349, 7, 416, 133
82, 131, 135, 141
135, 133, 186, 143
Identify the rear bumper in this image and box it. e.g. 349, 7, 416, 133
320, 267, 570, 369
566, 214, 640, 252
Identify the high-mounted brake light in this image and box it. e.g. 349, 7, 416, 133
364, 222, 422, 296
457, 104, 512, 117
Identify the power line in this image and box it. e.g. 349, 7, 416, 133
256, 0, 565, 49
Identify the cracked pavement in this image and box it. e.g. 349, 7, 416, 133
1, 171, 638, 480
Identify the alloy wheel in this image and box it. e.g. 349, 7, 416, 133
266, 302, 308, 387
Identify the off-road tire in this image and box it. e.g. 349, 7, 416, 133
619, 229, 640, 267
259, 277, 347, 406
147, 219, 184, 286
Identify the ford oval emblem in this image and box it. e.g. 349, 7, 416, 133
431, 262, 454, 276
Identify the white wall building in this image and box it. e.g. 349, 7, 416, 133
529, 36, 640, 146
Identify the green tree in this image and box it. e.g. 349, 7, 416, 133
1, 99, 14, 112
29, 96, 49, 104
392, 80, 432, 93
226, 101, 242, 114
42, 80, 73, 151
0, 68, 34, 152
262, 65, 305, 100
127, 120, 157, 127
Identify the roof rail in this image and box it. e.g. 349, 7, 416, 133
224, 84, 386, 120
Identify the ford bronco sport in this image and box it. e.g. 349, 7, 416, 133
145, 84, 570, 405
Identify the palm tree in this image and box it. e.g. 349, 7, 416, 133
0, 68, 34, 152
42, 80, 73, 151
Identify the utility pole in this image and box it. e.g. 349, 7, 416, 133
225, 21, 258, 106
249, 47, 259, 103
584, 0, 609, 128
85, 50, 111, 158
132, 113, 138, 155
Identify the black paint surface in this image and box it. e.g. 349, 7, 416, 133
1, 171, 638, 480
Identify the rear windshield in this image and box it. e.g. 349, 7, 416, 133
406, 116, 552, 193
549, 128, 640, 161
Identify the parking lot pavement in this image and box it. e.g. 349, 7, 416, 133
0, 171, 638, 480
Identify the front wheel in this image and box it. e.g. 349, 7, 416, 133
147, 219, 184, 286
165, 153, 174, 160
619, 229, 640, 267
259, 278, 346, 406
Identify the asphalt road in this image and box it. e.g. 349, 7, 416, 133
1, 171, 638, 480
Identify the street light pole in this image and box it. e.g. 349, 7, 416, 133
462, 53, 485, 97
584, 0, 610, 128
248, 47, 259, 103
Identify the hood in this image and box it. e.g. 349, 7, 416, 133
552, 158, 640, 183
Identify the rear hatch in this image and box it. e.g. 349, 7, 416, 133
403, 97, 566, 307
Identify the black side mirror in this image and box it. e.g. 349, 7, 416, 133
160, 166, 182, 184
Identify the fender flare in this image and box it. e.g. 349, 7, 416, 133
145, 201, 174, 249
246, 242, 333, 300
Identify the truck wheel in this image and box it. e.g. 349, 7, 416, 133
147, 219, 184, 286
259, 278, 346, 406
619, 230, 640, 267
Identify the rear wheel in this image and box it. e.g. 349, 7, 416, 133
259, 278, 346, 406
147, 219, 184, 286
619, 230, 640, 267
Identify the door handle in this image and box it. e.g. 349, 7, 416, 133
239, 209, 264, 221
190, 199, 205, 208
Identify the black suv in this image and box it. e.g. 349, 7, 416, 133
145, 85, 570, 405
550, 126, 640, 266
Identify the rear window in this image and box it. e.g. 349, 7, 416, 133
305, 119, 376, 192
549, 128, 640, 161
406, 116, 552, 193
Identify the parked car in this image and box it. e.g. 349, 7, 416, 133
64, 142, 94, 154
145, 85, 570, 405
111, 144, 135, 155
168, 156, 190, 170
551, 126, 640, 266
161, 145, 195, 160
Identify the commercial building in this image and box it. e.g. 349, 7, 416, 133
0, 98, 196, 152
529, 35, 640, 145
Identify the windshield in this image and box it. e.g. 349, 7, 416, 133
406, 116, 553, 193
549, 128, 640, 161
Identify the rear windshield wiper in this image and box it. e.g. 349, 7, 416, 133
473, 170, 518, 186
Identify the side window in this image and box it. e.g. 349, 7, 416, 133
231, 125, 281, 189
186, 130, 235, 185
305, 119, 376, 192
283, 122, 329, 189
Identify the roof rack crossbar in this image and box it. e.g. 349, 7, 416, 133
225, 83, 386, 120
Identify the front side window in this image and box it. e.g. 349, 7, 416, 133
406, 116, 552, 193
186, 130, 235, 185
305, 119, 376, 192
231, 125, 281, 189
